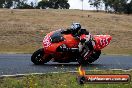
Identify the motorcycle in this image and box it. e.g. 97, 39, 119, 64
31, 29, 112, 65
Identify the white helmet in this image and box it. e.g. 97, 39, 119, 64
70, 23, 81, 31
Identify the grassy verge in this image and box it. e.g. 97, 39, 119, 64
0, 9, 132, 55
0, 70, 132, 88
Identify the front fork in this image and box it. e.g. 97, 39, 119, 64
83, 50, 93, 60
80, 45, 94, 61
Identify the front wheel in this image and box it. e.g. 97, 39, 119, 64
77, 57, 89, 65
87, 50, 101, 63
31, 48, 50, 65
77, 50, 101, 65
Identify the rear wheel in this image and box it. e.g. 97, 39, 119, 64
31, 48, 51, 65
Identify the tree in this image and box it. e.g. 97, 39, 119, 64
4, 0, 13, 8
0, 0, 5, 8
123, 1, 132, 14
103, 0, 111, 12
56, 0, 70, 9
0, 0, 29, 8
102, 0, 132, 14
89, 0, 102, 12
30, 2, 34, 7
37, 0, 50, 9
15, 0, 34, 9
0, 0, 21, 8
112, 0, 127, 13
37, 0, 70, 9
18, 4, 34, 9
0, 0, 13, 8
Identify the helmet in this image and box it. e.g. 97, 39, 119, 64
70, 23, 81, 31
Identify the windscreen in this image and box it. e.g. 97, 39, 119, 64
50, 31, 64, 43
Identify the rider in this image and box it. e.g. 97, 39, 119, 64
60, 23, 95, 52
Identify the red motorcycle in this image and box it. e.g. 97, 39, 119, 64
31, 30, 112, 65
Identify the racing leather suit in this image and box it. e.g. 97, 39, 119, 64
61, 28, 95, 52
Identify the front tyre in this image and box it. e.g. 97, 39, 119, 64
77, 50, 101, 65
31, 48, 50, 65
87, 50, 101, 63
77, 57, 89, 65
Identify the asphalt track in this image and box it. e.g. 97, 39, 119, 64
0, 54, 132, 75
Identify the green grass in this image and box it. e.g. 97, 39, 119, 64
0, 70, 132, 88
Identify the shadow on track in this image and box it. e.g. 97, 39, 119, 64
31, 63, 104, 68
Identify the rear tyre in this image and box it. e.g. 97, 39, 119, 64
87, 50, 101, 63
31, 48, 50, 65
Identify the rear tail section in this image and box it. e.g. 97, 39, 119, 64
94, 35, 112, 50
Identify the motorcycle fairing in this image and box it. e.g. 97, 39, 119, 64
94, 35, 112, 50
